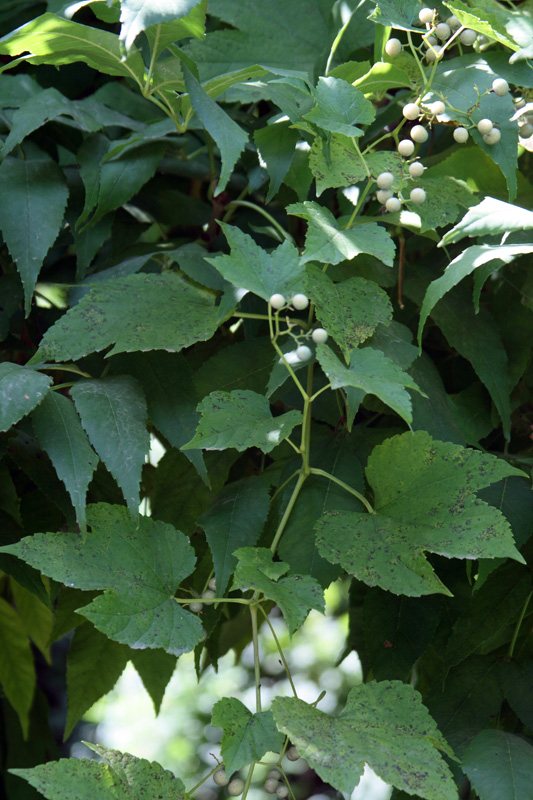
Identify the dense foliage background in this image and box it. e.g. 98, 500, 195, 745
0, 1, 532, 799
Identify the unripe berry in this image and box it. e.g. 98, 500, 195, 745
376, 171, 395, 189
311, 327, 328, 343
291, 293, 309, 310
425, 45, 442, 62
411, 125, 429, 143
453, 127, 469, 143
519, 123, 533, 138
409, 161, 425, 178
403, 102, 420, 120
276, 787, 289, 799
214, 768, 229, 787
228, 778, 245, 796
491, 78, 509, 96
385, 196, 402, 213
459, 29, 477, 45
446, 15, 461, 29
418, 7, 434, 23
385, 38, 402, 57
208, 577, 217, 591
287, 746, 300, 761
265, 779, 279, 794
425, 35, 438, 46
435, 22, 451, 40
376, 189, 393, 204
269, 293, 286, 309
483, 128, 501, 145
267, 770, 281, 780
398, 139, 415, 157
477, 118, 493, 135
296, 344, 312, 361
430, 100, 446, 116
410, 187, 427, 204
202, 589, 216, 600
189, 601, 203, 613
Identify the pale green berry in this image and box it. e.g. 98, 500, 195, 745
424, 35, 438, 46
311, 327, 328, 344
409, 161, 425, 178
477, 118, 493, 135
403, 102, 420, 120
435, 22, 451, 40
519, 123, 533, 138
291, 293, 309, 310
265, 779, 279, 794
398, 139, 415, 157
453, 127, 469, 143
418, 7, 434, 23
202, 589, 216, 600
208, 577, 217, 592
270, 293, 286, 309
214, 768, 229, 787
228, 778, 245, 796
296, 345, 312, 361
446, 15, 461, 29
376, 189, 393, 204
276, 787, 289, 799
189, 601, 203, 613
376, 171, 395, 189
385, 38, 402, 57
411, 125, 429, 143
287, 746, 300, 761
430, 100, 446, 116
459, 29, 477, 44
492, 78, 509, 96
483, 128, 501, 145
426, 45, 442, 62
385, 196, 402, 213
410, 187, 427, 204
266, 770, 281, 780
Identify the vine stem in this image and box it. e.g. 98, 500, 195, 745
250, 604, 262, 712
258, 606, 298, 698
308, 468, 375, 513
345, 178, 373, 228
226, 200, 295, 243
188, 764, 221, 795
270, 472, 307, 554
507, 592, 532, 658
174, 597, 250, 606
407, 30, 428, 88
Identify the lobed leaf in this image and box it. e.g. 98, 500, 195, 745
212, 698, 284, 774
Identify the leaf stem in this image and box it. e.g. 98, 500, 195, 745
345, 179, 373, 228
308, 468, 375, 513
174, 597, 251, 606
258, 605, 299, 697
41, 364, 93, 378
143, 25, 160, 95
325, 9, 354, 75
407, 30, 428, 88
250, 604, 262, 712
270, 471, 307, 554
351, 137, 371, 178
188, 764, 221, 795
507, 591, 532, 658
271, 469, 300, 502
226, 200, 295, 244
271, 338, 308, 401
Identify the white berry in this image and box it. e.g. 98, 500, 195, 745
208, 577, 217, 591
411, 125, 429, 143
492, 78, 509, 96
376, 171, 395, 189
291, 293, 309, 310
477, 118, 493, 135
311, 327, 328, 343
409, 161, 425, 178
446, 15, 461, 29
398, 139, 415, 157
483, 128, 501, 145
287, 746, 300, 761
385, 38, 402, 57
202, 589, 216, 600
269, 293, 286, 309
385, 196, 402, 213
228, 778, 245, 796
418, 7, 435, 23
296, 344, 312, 361
430, 100, 446, 116
410, 187, 427, 204
276, 787, 289, 799
435, 22, 451, 40
425, 35, 438, 46
214, 769, 229, 787
376, 189, 393, 204
459, 29, 477, 45
189, 601, 203, 613
403, 102, 420, 120
425, 45, 442, 62
519, 123, 533, 138
267, 770, 281, 780
453, 127, 469, 143
265, 779, 279, 794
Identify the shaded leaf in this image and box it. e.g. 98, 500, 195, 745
462, 730, 533, 800
131, 648, 177, 715
119, 0, 203, 51
0, 363, 51, 432
212, 698, 284, 774
254, 121, 299, 203
0, 503, 203, 655
501, 659, 533, 730
0, 596, 35, 739
303, 77, 375, 137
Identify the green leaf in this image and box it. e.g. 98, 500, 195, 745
271, 682, 456, 799
440, 197, 533, 246
0, 13, 146, 84
418, 242, 533, 344
144, 3, 206, 61
0, 150, 69, 314
10, 744, 186, 799
10, 581, 53, 662
119, 0, 203, 50
287, 202, 395, 266
30, 273, 220, 363
443, 0, 520, 50
194, 338, 274, 397
309, 134, 404, 196
212, 698, 284, 774
232, 547, 325, 635
501, 659, 533, 730
315, 431, 525, 596
71, 376, 149, 516
183, 66, 248, 195
130, 648, 177, 715
0, 503, 203, 655
303, 77, 375, 137
0, 596, 35, 739
32, 392, 99, 532
254, 122, 299, 203
402, 175, 475, 233
307, 266, 393, 362
352, 62, 412, 94
64, 623, 129, 740
183, 390, 302, 454
367, 0, 422, 31
206, 224, 306, 302
0, 363, 51, 432
316, 344, 422, 425
462, 730, 533, 800
199, 476, 270, 595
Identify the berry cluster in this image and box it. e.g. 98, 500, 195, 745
375, 166, 426, 213
212, 746, 302, 799
189, 577, 217, 613
269, 294, 328, 363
